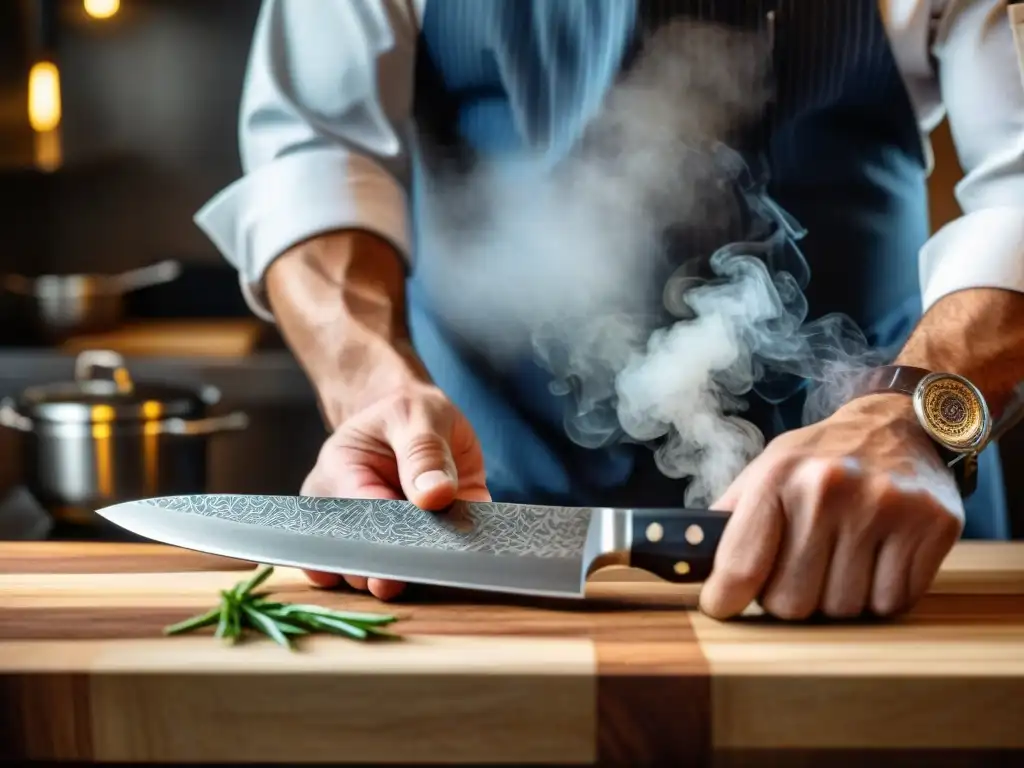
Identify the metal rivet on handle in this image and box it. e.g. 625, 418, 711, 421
646, 522, 664, 542
673, 561, 691, 575
685, 524, 704, 545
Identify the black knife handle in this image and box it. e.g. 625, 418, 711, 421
629, 508, 730, 583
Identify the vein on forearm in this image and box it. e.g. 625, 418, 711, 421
266, 230, 428, 427
896, 288, 1024, 415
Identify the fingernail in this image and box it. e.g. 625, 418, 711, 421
414, 470, 452, 492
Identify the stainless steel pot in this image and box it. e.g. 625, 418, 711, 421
1, 259, 181, 342
0, 349, 248, 528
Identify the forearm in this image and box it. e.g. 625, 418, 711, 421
896, 287, 1024, 416
265, 230, 429, 428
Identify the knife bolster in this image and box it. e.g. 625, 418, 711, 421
627, 508, 729, 583
587, 550, 632, 574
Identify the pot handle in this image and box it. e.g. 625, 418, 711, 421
110, 259, 182, 293
75, 349, 133, 391
0, 397, 32, 432
157, 411, 249, 436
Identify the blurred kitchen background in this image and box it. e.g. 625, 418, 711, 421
0, 0, 326, 541
0, 0, 1019, 541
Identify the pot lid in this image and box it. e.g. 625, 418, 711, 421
14, 350, 208, 423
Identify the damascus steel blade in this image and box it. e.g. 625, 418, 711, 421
96, 494, 618, 598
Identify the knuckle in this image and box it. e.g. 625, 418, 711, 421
864, 490, 905, 533
381, 390, 420, 422
872, 481, 912, 516
762, 592, 817, 621
402, 431, 450, 462
935, 510, 963, 540
869, 479, 961, 536
794, 457, 855, 510
388, 386, 455, 431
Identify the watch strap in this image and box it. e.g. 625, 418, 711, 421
853, 364, 931, 397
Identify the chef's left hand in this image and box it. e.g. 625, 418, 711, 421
700, 394, 964, 621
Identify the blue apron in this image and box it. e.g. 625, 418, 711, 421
404, 0, 1008, 539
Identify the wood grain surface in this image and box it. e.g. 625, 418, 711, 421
0, 542, 1022, 766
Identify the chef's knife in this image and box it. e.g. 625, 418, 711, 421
96, 495, 729, 599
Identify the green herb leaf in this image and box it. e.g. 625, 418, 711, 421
302, 614, 369, 640
235, 565, 274, 599
270, 620, 310, 636
362, 624, 400, 638
213, 601, 232, 641
161, 566, 402, 649
163, 607, 221, 636
241, 603, 292, 649
278, 604, 398, 626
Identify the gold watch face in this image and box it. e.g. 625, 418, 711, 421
913, 373, 990, 452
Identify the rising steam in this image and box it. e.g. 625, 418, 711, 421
413, 21, 887, 506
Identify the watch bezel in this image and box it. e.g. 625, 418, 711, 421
911, 371, 991, 454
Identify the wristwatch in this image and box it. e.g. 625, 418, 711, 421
848, 366, 992, 497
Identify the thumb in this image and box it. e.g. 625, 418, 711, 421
387, 410, 459, 510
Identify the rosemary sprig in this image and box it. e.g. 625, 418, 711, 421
164, 565, 400, 649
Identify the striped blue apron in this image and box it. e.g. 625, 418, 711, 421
404, 0, 1008, 539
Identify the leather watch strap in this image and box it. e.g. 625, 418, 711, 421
853, 365, 931, 398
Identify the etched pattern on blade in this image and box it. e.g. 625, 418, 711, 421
137, 495, 592, 559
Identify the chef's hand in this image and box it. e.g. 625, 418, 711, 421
299, 382, 489, 600
700, 394, 964, 621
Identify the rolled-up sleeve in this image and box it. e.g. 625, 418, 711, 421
194, 0, 420, 320
917, 0, 1024, 310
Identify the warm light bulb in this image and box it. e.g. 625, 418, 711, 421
84, 0, 120, 20
28, 61, 61, 133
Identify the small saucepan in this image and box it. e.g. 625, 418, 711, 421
2, 259, 182, 342
0, 349, 249, 530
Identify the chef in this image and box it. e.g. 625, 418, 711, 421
195, 0, 1024, 620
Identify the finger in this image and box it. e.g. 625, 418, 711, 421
820, 533, 879, 619
334, 574, 408, 601
452, 448, 490, 502
304, 565, 408, 598
456, 486, 492, 502
710, 454, 763, 511
759, 518, 836, 621
906, 511, 961, 609
711, 482, 741, 513
817, 475, 883, 619
386, 408, 460, 511
367, 578, 408, 601
700, 485, 785, 620
450, 421, 490, 499
759, 459, 852, 621
870, 533, 915, 616
305, 570, 345, 589
343, 575, 369, 591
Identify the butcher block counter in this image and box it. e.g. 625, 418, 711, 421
0, 542, 1022, 766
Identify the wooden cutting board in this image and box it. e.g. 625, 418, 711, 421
1, 542, 1023, 766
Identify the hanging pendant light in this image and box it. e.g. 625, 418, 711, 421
83, 0, 120, 21
26, 0, 62, 171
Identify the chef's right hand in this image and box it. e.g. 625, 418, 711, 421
298, 383, 489, 601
